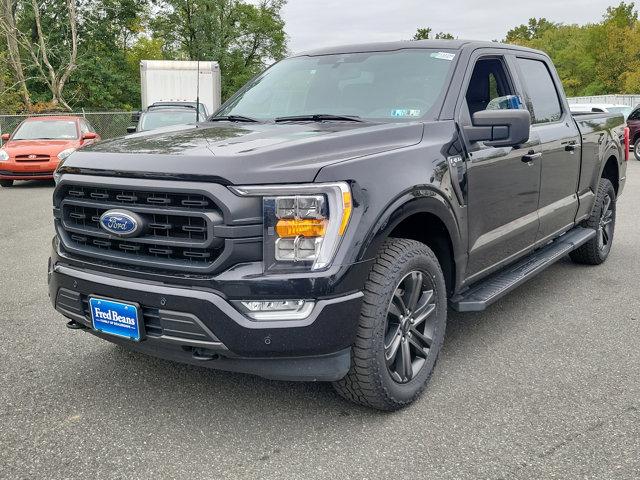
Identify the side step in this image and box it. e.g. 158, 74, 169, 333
450, 227, 596, 312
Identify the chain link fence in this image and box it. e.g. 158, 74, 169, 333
0, 111, 135, 140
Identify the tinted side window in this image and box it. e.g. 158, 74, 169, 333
628, 108, 640, 121
517, 58, 562, 124
465, 58, 514, 115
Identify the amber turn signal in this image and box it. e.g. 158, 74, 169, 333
275, 218, 327, 238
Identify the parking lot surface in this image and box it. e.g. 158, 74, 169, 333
1, 163, 639, 480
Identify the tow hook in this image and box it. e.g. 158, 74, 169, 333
65, 320, 86, 330
191, 348, 219, 361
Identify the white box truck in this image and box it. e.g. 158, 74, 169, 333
140, 60, 221, 115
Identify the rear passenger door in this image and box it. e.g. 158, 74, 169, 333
515, 56, 581, 243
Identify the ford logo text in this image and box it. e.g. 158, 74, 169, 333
99, 210, 144, 238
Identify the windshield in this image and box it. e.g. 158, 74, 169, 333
217, 49, 457, 121
13, 120, 78, 140
607, 106, 632, 119
140, 110, 199, 131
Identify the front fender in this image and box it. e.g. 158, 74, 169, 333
357, 187, 466, 289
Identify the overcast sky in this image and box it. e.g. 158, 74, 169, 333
281, 0, 618, 53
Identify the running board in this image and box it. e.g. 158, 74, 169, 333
450, 227, 596, 312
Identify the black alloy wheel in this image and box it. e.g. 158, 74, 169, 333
384, 271, 437, 384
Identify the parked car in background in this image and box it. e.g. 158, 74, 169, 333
625, 104, 640, 160
0, 116, 99, 187
569, 103, 633, 120
127, 104, 207, 133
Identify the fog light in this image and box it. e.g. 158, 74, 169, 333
233, 299, 314, 321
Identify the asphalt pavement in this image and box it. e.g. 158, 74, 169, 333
1, 163, 639, 479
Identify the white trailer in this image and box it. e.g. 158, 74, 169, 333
140, 60, 221, 115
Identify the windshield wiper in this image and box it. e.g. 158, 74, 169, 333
274, 114, 364, 123
208, 115, 260, 123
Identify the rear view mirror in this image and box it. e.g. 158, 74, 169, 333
82, 132, 97, 140
126, 126, 137, 134
464, 109, 531, 147
1, 133, 9, 141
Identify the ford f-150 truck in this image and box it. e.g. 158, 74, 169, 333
49, 40, 628, 410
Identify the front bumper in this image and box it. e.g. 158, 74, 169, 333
0, 169, 54, 180
48, 261, 363, 382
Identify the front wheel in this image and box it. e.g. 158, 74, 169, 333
332, 238, 447, 410
0, 179, 13, 187
634, 139, 640, 161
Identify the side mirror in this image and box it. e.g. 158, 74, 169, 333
82, 132, 97, 140
464, 109, 531, 147
1, 133, 10, 141
126, 126, 137, 134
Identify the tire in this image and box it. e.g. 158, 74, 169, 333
634, 138, 640, 161
0, 179, 13, 188
332, 238, 447, 411
569, 178, 616, 265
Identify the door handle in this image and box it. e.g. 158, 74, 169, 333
565, 144, 577, 152
522, 151, 542, 163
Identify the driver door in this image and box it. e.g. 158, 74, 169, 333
458, 53, 542, 282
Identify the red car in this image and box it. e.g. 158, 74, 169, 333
0, 116, 100, 187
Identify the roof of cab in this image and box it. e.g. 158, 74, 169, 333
295, 39, 543, 57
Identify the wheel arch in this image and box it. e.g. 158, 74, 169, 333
600, 153, 619, 196
358, 190, 465, 296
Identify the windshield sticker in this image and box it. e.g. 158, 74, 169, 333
430, 52, 456, 61
392, 109, 421, 117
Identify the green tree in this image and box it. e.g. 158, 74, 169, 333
413, 27, 455, 40
505, 18, 557, 43
151, 0, 287, 100
503, 2, 640, 95
68, 0, 149, 109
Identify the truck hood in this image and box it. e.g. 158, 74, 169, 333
67, 121, 424, 184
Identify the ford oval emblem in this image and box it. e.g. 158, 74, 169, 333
99, 210, 144, 238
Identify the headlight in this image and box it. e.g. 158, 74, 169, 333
0, 149, 8, 161
53, 158, 68, 185
230, 182, 352, 272
57, 148, 76, 161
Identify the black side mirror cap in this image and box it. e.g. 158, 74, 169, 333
464, 109, 531, 147
126, 126, 137, 134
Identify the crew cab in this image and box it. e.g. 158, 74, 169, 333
0, 116, 99, 187
48, 40, 627, 410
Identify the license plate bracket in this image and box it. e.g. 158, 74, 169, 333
89, 296, 141, 342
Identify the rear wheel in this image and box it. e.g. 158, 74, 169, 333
634, 138, 640, 161
569, 178, 616, 265
0, 179, 13, 188
332, 238, 447, 410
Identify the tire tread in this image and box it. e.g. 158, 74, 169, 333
333, 238, 445, 410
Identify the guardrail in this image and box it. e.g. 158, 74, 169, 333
567, 95, 640, 107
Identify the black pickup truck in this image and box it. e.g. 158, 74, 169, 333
49, 40, 628, 410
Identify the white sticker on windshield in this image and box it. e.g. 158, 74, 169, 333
430, 52, 456, 61
392, 109, 421, 117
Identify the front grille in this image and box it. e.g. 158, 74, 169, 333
0, 170, 53, 177
15, 154, 50, 162
56, 182, 230, 273
54, 176, 263, 275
